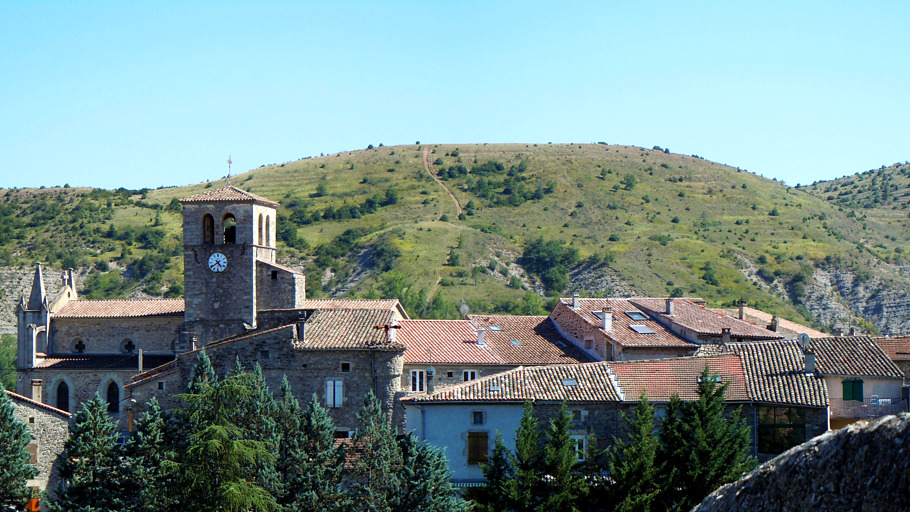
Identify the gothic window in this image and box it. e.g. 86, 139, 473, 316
74, 339, 86, 353
121, 339, 135, 353
223, 214, 237, 244
202, 214, 215, 245
56, 381, 69, 412
106, 382, 120, 414
265, 216, 271, 246
258, 214, 264, 245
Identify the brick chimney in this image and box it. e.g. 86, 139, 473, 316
601, 309, 612, 332
31, 379, 42, 403
666, 298, 674, 316
721, 327, 731, 344
770, 315, 780, 332
738, 301, 746, 320
572, 293, 579, 309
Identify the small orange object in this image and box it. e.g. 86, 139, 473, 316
25, 498, 40, 512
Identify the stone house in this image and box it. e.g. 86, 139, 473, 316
402, 347, 828, 484
718, 303, 827, 339
7, 389, 71, 509
397, 314, 592, 393
873, 335, 910, 385
808, 335, 907, 429
548, 296, 783, 362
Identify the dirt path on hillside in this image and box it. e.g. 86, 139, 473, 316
423, 147, 463, 216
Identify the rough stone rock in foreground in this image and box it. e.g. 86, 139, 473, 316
693, 413, 910, 512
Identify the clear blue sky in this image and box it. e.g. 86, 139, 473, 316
2, 1, 908, 190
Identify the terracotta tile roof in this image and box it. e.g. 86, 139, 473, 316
180, 185, 280, 207
728, 340, 828, 407
609, 354, 749, 402
294, 309, 405, 351
34, 354, 175, 371
298, 299, 409, 319
398, 320, 499, 365
632, 298, 784, 340
54, 299, 185, 319
125, 360, 179, 389
257, 259, 304, 275
555, 298, 696, 348
717, 306, 828, 338
403, 362, 623, 404
399, 316, 592, 366
873, 336, 910, 361
5, 390, 72, 418
810, 336, 904, 379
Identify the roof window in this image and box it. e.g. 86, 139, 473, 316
625, 311, 648, 321
489, 385, 501, 391
697, 375, 722, 383
561, 378, 578, 386
509, 339, 520, 346
629, 325, 656, 334
488, 325, 502, 331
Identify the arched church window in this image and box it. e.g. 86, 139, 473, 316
223, 214, 237, 244
74, 339, 86, 353
202, 214, 215, 245
258, 214, 264, 245
121, 339, 135, 353
56, 381, 69, 412
106, 381, 119, 414
265, 216, 270, 246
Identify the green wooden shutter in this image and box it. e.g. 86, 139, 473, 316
853, 379, 863, 401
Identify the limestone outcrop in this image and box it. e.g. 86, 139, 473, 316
693, 413, 910, 512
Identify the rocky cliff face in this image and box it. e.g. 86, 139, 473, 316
693, 414, 910, 512
801, 266, 910, 335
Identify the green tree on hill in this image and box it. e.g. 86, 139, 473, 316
606, 394, 660, 512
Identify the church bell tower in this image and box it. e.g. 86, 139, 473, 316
178, 185, 279, 346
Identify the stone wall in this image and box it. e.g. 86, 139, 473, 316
50, 316, 182, 354
549, 302, 612, 361
10, 393, 71, 505
255, 261, 305, 311
401, 363, 517, 393
18, 368, 136, 420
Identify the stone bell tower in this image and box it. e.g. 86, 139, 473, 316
178, 185, 279, 347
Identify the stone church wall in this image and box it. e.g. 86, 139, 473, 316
10, 393, 70, 507
51, 316, 181, 354
20, 368, 136, 418
255, 262, 305, 311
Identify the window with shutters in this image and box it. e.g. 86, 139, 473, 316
842, 379, 863, 401
326, 380, 343, 408
410, 370, 425, 392
463, 370, 477, 382
467, 431, 488, 465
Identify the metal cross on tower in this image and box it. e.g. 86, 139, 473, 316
226, 155, 233, 185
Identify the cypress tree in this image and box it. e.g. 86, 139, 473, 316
122, 397, 177, 512
473, 432, 515, 512
539, 402, 587, 512
509, 400, 543, 511
0, 390, 38, 510
654, 394, 687, 512
187, 349, 217, 393
350, 390, 401, 512
606, 394, 659, 512
50, 393, 125, 512
394, 433, 471, 512
293, 391, 349, 511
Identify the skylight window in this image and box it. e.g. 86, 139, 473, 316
488, 325, 502, 331
625, 311, 648, 321
509, 339, 521, 346
697, 375, 722, 383
629, 324, 656, 334
489, 385, 501, 391
561, 378, 578, 386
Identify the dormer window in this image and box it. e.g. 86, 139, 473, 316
202, 214, 215, 245
223, 214, 236, 244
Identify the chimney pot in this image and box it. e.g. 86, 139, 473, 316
31, 379, 43, 403
738, 301, 746, 320
666, 298, 674, 316
805, 351, 816, 374
721, 327, 731, 344
601, 309, 612, 331
572, 293, 579, 308
426, 366, 436, 394
477, 328, 486, 346
770, 315, 780, 332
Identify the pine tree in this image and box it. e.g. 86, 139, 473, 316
606, 394, 659, 512
654, 395, 687, 512
473, 431, 516, 512
509, 400, 544, 511
350, 390, 401, 512
0, 390, 38, 510
177, 372, 278, 512
539, 403, 587, 512
394, 433, 471, 512
292, 390, 349, 511
50, 393, 125, 512
187, 349, 217, 393
122, 397, 177, 512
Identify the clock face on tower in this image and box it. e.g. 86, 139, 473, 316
208, 252, 228, 272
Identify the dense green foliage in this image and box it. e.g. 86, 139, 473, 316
0, 333, 16, 390
48, 353, 465, 512
474, 369, 755, 512
0, 388, 38, 510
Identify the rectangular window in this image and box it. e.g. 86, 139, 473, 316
584, 339, 593, 350
463, 370, 477, 382
340, 362, 351, 373
467, 432, 489, 465
157, 382, 165, 391
570, 435, 586, 462
259, 350, 270, 360
472, 411, 484, 425
410, 370, 425, 392
326, 380, 343, 408
447, 371, 454, 379
757, 407, 807, 454
842, 379, 864, 401
571, 409, 583, 421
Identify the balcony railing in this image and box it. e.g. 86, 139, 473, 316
829, 397, 908, 419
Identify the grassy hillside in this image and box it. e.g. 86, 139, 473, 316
3, 144, 909, 333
